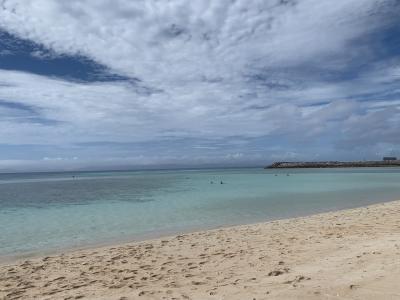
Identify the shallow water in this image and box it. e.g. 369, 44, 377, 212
1, 167, 400, 258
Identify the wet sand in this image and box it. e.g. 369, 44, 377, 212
1, 200, 400, 299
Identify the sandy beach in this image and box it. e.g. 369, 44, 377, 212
1, 200, 400, 300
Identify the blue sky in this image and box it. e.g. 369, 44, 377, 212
0, 0, 399, 172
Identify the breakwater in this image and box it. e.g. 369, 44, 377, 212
266, 161, 400, 169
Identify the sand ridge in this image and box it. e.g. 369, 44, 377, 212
1, 200, 400, 299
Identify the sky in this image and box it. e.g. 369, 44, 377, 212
0, 0, 399, 172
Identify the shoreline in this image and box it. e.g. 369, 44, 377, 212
2, 197, 399, 265
2, 200, 400, 299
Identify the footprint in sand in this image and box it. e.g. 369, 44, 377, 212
191, 281, 206, 285
268, 268, 290, 276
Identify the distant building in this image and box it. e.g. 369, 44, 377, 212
383, 157, 397, 161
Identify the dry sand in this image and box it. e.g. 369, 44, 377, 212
1, 200, 400, 300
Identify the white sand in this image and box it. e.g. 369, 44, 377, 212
1, 200, 400, 299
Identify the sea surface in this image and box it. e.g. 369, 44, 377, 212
1, 167, 400, 259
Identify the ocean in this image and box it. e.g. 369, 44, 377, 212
1, 167, 400, 259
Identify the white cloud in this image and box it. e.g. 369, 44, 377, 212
0, 0, 393, 81
0, 0, 399, 170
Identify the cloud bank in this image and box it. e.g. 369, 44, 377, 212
0, 0, 399, 171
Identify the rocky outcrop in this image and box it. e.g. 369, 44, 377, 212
265, 160, 400, 169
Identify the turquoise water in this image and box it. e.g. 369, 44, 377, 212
1, 167, 400, 258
